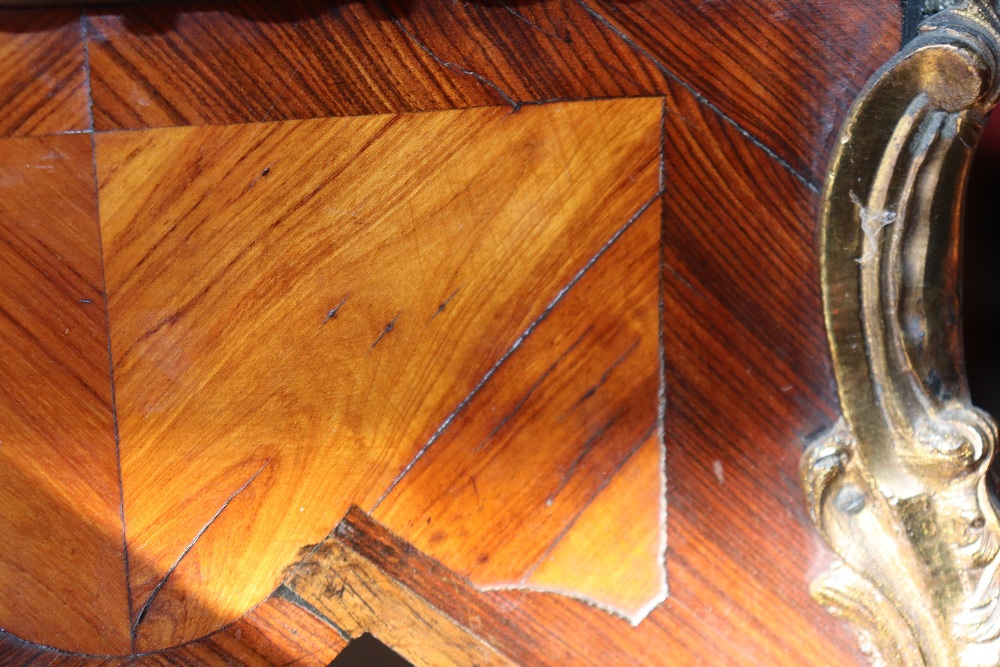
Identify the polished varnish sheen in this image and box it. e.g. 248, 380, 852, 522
0, 0, 901, 664
97, 98, 664, 650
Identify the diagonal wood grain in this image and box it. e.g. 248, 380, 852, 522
85, 0, 668, 131
0, 134, 131, 655
0, 592, 346, 666
587, 0, 901, 183
83, 0, 899, 186
379, 0, 666, 105
134, 594, 347, 666
474, 66, 868, 667
94, 98, 663, 650
373, 197, 664, 623
648, 73, 863, 665
85, 0, 504, 130
0, 2, 906, 661
0, 9, 89, 137
525, 430, 664, 621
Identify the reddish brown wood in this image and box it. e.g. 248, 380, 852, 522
0, 9, 89, 137
0, 638, 127, 667
293, 498, 861, 667
85, 0, 504, 130
0, 133, 130, 655
380, 0, 665, 104
83, 0, 900, 185
317, 507, 573, 667
85, 0, 670, 131
589, 0, 901, 182
368, 74, 868, 667
651, 65, 864, 665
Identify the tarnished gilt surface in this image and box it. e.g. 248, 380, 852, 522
805, 1, 1000, 664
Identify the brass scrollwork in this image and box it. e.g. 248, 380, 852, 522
804, 1, 1000, 664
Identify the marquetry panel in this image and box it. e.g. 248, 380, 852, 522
0, 134, 130, 655
0, 9, 89, 137
0, 0, 907, 663
365, 76, 868, 666
93, 98, 663, 651
373, 198, 664, 623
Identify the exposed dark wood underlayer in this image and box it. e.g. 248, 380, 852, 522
0, 0, 901, 664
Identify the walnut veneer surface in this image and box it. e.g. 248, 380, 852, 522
0, 1, 900, 664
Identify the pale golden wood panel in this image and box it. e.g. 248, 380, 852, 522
373, 198, 664, 623
0, 134, 130, 654
526, 431, 664, 621
95, 98, 662, 650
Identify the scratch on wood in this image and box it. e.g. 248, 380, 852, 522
372, 191, 663, 510
470, 475, 481, 506
472, 324, 594, 454
573, 339, 640, 407
245, 163, 275, 191
546, 411, 622, 505
324, 293, 351, 324
500, 0, 567, 42
260, 64, 301, 122
713, 460, 725, 484
371, 311, 403, 349
132, 459, 271, 632
383, 4, 521, 112
429, 288, 461, 322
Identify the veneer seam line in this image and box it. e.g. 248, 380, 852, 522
382, 2, 521, 112
131, 459, 273, 635
83, 6, 135, 653
574, 0, 821, 193
657, 94, 670, 605
514, 421, 658, 585
370, 187, 664, 512
81, 95, 664, 137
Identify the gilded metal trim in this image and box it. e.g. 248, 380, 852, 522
805, 2, 1000, 665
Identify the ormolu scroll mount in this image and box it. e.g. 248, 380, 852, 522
804, 1, 1000, 665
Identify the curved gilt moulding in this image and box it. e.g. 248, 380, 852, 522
804, 1, 1000, 665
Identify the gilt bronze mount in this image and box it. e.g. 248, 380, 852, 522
804, 1, 1000, 664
